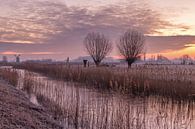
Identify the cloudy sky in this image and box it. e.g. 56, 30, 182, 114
0, 0, 195, 61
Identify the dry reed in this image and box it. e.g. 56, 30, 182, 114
14, 63, 195, 100
0, 68, 18, 86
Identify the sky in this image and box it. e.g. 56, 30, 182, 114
0, 0, 195, 61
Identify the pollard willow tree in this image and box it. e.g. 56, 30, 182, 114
117, 29, 145, 68
84, 32, 112, 66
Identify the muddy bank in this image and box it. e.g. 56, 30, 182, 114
0, 80, 63, 129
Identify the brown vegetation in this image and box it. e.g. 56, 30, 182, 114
14, 63, 195, 100
17, 73, 195, 129
0, 68, 18, 86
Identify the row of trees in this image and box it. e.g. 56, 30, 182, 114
84, 29, 145, 68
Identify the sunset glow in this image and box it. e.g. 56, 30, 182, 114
148, 45, 195, 59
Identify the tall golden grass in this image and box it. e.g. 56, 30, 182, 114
14, 63, 195, 100
20, 72, 195, 129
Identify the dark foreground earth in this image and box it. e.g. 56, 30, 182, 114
0, 80, 63, 129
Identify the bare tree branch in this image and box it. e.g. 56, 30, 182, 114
117, 29, 145, 68
84, 32, 112, 66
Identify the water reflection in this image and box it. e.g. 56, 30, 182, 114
17, 70, 195, 129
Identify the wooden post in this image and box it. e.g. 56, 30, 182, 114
83, 60, 87, 67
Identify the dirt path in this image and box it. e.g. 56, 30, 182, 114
0, 80, 63, 129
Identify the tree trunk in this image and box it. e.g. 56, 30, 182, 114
127, 58, 136, 68
95, 61, 101, 67
127, 61, 133, 68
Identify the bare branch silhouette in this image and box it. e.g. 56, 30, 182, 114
117, 29, 145, 68
84, 32, 112, 66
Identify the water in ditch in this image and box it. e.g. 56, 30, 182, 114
15, 69, 195, 129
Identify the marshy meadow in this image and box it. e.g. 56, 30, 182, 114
0, 62, 195, 129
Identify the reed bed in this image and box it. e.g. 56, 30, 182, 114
0, 68, 19, 86
14, 63, 195, 100
22, 71, 34, 95
17, 71, 195, 129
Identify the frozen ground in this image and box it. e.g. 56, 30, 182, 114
0, 80, 63, 129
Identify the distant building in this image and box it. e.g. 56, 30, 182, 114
25, 59, 53, 63
15, 55, 20, 63
2, 56, 8, 63
66, 57, 70, 65
157, 54, 169, 61
181, 55, 193, 65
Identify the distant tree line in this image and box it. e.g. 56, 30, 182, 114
84, 29, 145, 68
